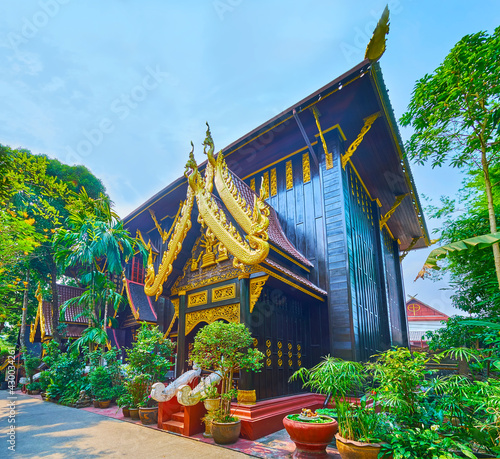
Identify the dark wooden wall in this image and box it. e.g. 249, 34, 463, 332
249, 284, 328, 400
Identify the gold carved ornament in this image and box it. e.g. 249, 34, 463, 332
212, 284, 236, 302
187, 290, 208, 307
185, 303, 240, 335
204, 124, 270, 239
249, 275, 268, 313
30, 283, 44, 343
379, 194, 408, 229
163, 298, 179, 338
187, 145, 270, 270
311, 106, 333, 170
302, 153, 311, 183
341, 113, 380, 169
270, 168, 277, 196
365, 5, 390, 62
399, 236, 422, 262
286, 161, 293, 190
144, 156, 195, 299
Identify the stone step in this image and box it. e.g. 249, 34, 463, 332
162, 420, 184, 435
171, 411, 185, 423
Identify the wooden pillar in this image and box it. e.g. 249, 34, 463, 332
238, 274, 253, 391
175, 291, 187, 377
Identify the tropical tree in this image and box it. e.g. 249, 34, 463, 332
401, 27, 500, 286
53, 189, 145, 350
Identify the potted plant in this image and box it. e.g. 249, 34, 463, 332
283, 408, 338, 458
26, 381, 42, 395
201, 384, 220, 438
125, 323, 175, 425
190, 321, 264, 445
117, 392, 134, 417
89, 366, 115, 408
290, 356, 390, 458
124, 375, 147, 420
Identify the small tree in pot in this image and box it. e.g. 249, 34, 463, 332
190, 321, 264, 444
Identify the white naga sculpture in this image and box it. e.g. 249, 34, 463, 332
150, 365, 222, 406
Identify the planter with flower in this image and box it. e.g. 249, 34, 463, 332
190, 321, 264, 445
289, 356, 391, 459
124, 323, 175, 425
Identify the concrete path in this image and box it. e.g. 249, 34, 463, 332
0, 390, 250, 459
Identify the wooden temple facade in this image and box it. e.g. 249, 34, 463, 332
122, 52, 429, 402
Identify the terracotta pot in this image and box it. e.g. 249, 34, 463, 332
28, 390, 40, 395
335, 434, 391, 459
212, 419, 241, 445
283, 415, 338, 458
98, 400, 111, 409
237, 389, 256, 405
93, 399, 100, 408
129, 407, 140, 420
139, 406, 158, 425
122, 406, 130, 417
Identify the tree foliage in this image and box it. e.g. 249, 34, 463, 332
401, 26, 500, 291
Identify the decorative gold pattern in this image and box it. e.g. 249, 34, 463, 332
266, 339, 272, 367
278, 359, 283, 367
185, 303, 240, 335
379, 194, 409, 229
288, 359, 293, 367
311, 106, 333, 170
266, 339, 271, 348
266, 349, 272, 357
249, 275, 269, 313
270, 168, 277, 196
188, 291, 208, 307
186, 136, 270, 270
149, 204, 182, 244
212, 284, 236, 302
266, 358, 272, 367
262, 172, 269, 199
400, 236, 422, 262
278, 341, 282, 349
286, 161, 293, 190
250, 178, 255, 192
164, 298, 179, 338
297, 344, 301, 351
365, 5, 389, 62
253, 338, 258, 347
144, 172, 195, 299
278, 350, 282, 358
342, 113, 380, 169
30, 283, 44, 343
302, 153, 311, 183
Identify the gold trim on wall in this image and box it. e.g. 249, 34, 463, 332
270, 168, 277, 196
249, 275, 269, 313
212, 284, 236, 302
286, 160, 293, 190
302, 153, 311, 183
185, 303, 240, 335
187, 290, 208, 307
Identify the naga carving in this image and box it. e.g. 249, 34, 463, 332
177, 371, 222, 406
143, 125, 270, 299
204, 124, 269, 239
186, 148, 270, 269
144, 146, 195, 300
150, 366, 202, 402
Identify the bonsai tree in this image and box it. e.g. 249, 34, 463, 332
190, 321, 264, 422
124, 322, 175, 407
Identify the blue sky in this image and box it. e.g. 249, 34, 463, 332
1, 0, 499, 315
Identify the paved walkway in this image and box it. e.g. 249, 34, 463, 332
0, 390, 249, 459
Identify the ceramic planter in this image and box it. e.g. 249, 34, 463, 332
139, 406, 158, 425
283, 415, 338, 458
129, 407, 140, 420
335, 434, 390, 459
122, 406, 130, 417
97, 400, 111, 409
203, 397, 221, 412
211, 419, 241, 445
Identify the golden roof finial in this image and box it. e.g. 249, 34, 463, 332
365, 5, 390, 62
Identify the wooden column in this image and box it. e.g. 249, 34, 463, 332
175, 291, 187, 377
238, 274, 253, 391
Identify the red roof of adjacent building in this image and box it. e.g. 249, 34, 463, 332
406, 298, 449, 322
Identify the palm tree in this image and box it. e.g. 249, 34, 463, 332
53, 189, 146, 350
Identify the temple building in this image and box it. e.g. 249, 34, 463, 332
406, 297, 449, 350
121, 20, 429, 407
